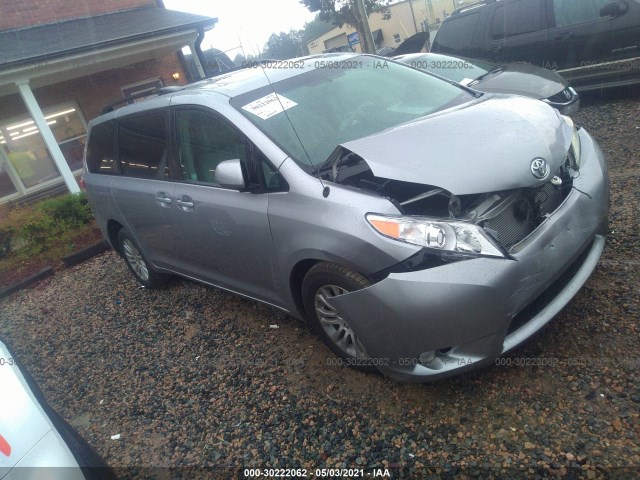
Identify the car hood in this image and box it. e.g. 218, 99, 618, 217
474, 63, 569, 99
340, 95, 573, 195
0, 340, 53, 475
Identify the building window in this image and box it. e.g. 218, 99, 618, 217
121, 78, 164, 103
0, 103, 87, 197
393, 34, 402, 44
0, 160, 17, 198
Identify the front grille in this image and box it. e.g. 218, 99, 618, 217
507, 239, 594, 335
484, 199, 536, 247
546, 88, 574, 104
483, 168, 573, 249
535, 181, 566, 216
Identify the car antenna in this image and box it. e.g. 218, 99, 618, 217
256, 64, 330, 198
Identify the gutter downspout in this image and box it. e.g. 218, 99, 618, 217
409, 0, 419, 33
192, 27, 207, 79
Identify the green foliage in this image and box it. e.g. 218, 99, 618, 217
19, 211, 57, 250
299, 0, 391, 30
0, 226, 13, 259
36, 192, 92, 228
263, 30, 306, 59
0, 193, 95, 258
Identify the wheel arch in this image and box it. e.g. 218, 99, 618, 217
107, 220, 124, 256
289, 259, 320, 321
288, 253, 375, 321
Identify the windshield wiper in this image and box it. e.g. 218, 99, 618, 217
472, 67, 504, 83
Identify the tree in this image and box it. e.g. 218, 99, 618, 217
299, 0, 391, 53
262, 30, 305, 59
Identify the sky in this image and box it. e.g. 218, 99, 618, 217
162, 0, 317, 59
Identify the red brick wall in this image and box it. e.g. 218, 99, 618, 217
0, 53, 187, 125
0, 0, 157, 32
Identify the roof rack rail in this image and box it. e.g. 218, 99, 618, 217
98, 60, 280, 115
451, 0, 495, 16
99, 85, 191, 115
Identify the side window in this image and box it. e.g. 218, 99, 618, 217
175, 109, 247, 185
435, 12, 481, 50
86, 121, 116, 174
552, 0, 610, 27
491, 0, 543, 39
118, 110, 168, 179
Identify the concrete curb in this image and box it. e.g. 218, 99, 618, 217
1, 240, 110, 300
61, 240, 110, 267
0, 267, 54, 299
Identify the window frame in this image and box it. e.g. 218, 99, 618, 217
85, 119, 119, 175
547, 0, 612, 28
116, 107, 171, 181
169, 105, 288, 194
489, 0, 547, 39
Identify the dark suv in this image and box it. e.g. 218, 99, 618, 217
431, 0, 640, 91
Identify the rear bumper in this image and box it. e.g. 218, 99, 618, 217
328, 128, 609, 382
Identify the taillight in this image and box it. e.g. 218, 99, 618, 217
0, 434, 11, 457
79, 176, 87, 190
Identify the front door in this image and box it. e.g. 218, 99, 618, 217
546, 0, 640, 82
171, 107, 280, 304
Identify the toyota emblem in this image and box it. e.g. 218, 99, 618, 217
530, 158, 550, 179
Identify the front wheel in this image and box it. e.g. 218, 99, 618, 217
302, 262, 375, 372
117, 229, 169, 289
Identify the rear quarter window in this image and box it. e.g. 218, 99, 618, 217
434, 12, 481, 51
86, 120, 116, 174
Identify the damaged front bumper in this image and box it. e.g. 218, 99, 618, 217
328, 128, 609, 382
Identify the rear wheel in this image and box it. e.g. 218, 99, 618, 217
117, 229, 169, 289
302, 262, 375, 372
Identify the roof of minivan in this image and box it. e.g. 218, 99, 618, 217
177, 52, 358, 98
90, 53, 366, 124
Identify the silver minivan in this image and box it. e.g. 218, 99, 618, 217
83, 54, 609, 382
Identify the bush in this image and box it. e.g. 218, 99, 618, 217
19, 212, 57, 250
0, 227, 13, 259
36, 192, 92, 228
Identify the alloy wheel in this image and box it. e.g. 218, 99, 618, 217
314, 285, 368, 359
122, 239, 150, 282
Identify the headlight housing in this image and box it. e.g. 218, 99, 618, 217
366, 214, 506, 258
563, 115, 581, 170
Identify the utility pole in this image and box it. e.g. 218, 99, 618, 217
353, 0, 376, 54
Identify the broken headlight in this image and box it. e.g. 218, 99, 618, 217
366, 214, 506, 258
563, 115, 581, 170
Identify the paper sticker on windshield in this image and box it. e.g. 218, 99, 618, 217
459, 78, 474, 86
241, 93, 297, 120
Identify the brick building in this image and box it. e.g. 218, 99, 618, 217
0, 0, 216, 204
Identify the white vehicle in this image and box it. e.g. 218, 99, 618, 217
0, 339, 114, 480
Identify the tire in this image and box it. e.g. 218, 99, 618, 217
302, 262, 376, 372
117, 229, 169, 289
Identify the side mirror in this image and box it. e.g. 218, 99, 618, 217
600, 1, 628, 17
215, 159, 245, 190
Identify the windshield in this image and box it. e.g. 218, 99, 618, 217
399, 53, 498, 84
231, 56, 472, 171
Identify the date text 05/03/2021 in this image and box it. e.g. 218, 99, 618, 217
243, 468, 392, 478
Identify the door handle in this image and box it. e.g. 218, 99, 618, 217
156, 192, 172, 206
176, 196, 194, 210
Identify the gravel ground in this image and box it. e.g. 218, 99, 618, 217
1, 88, 639, 479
